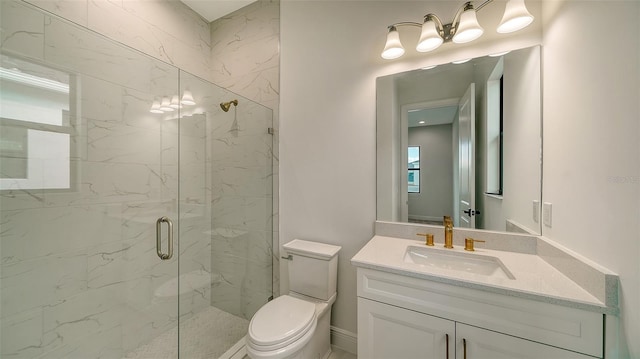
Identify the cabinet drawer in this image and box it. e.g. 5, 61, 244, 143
357, 268, 603, 357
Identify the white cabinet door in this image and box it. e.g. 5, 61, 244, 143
358, 298, 455, 359
456, 324, 596, 359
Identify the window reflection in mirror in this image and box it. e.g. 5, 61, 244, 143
408, 146, 420, 193
0, 54, 74, 190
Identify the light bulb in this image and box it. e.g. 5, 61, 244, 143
453, 6, 484, 44
416, 18, 443, 52
150, 100, 163, 114
181, 90, 196, 105
381, 26, 405, 60
160, 96, 174, 112
169, 95, 180, 109
497, 0, 534, 33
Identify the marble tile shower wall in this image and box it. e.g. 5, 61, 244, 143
209, 99, 274, 320
0, 2, 212, 357
210, 0, 280, 113
22, 0, 213, 81
209, 0, 281, 298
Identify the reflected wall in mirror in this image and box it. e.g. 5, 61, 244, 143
377, 46, 542, 235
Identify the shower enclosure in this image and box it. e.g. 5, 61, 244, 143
0, 2, 274, 358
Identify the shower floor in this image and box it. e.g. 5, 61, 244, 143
125, 306, 248, 359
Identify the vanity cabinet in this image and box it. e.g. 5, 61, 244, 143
356, 268, 604, 359
358, 298, 454, 358
456, 324, 593, 358
358, 298, 592, 359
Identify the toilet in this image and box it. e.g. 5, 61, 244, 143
246, 239, 341, 359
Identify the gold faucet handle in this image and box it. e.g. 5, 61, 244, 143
464, 238, 486, 251
417, 233, 434, 246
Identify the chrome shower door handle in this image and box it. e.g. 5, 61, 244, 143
156, 216, 174, 260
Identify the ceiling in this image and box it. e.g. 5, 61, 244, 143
180, 0, 257, 22
408, 106, 458, 128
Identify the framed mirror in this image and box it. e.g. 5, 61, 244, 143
377, 46, 542, 235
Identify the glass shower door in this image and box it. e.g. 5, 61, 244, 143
0, 2, 181, 357
178, 72, 274, 358
1, 2, 275, 358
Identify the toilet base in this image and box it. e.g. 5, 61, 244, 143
290, 306, 331, 359
247, 300, 332, 359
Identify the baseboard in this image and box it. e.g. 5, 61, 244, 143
408, 215, 442, 222
219, 336, 246, 359
330, 326, 357, 355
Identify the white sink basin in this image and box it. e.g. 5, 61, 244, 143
403, 246, 515, 280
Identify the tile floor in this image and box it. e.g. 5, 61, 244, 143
328, 347, 358, 359
124, 304, 358, 359
241, 346, 356, 359
125, 306, 248, 359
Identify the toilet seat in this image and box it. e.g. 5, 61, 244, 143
247, 295, 317, 353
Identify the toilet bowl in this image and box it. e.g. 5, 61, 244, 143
246, 239, 341, 359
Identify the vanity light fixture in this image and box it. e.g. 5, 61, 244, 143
452, 58, 472, 64
489, 50, 511, 57
159, 96, 174, 112
169, 95, 181, 109
181, 90, 196, 106
150, 100, 164, 114
150, 91, 196, 114
497, 0, 534, 33
381, 0, 533, 60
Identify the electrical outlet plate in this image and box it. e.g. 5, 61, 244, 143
543, 202, 552, 227
533, 200, 540, 223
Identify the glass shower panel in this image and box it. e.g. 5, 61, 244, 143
179, 72, 274, 358
1, 2, 180, 358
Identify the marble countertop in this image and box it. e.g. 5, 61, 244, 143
351, 235, 617, 314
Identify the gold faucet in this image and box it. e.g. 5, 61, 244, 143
417, 233, 434, 246
464, 237, 486, 251
443, 216, 453, 249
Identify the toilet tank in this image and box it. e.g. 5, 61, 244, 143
283, 239, 341, 301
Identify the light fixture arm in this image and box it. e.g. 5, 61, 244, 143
387, 22, 422, 30
475, 0, 494, 12
426, 0, 495, 44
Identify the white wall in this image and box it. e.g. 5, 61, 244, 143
376, 75, 402, 222
502, 46, 541, 234
282, 1, 640, 355
541, 1, 640, 356
280, 0, 542, 336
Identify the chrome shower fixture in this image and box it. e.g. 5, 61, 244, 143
220, 99, 238, 112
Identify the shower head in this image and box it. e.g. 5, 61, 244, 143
220, 99, 238, 112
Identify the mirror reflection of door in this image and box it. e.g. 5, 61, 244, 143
402, 99, 459, 226
457, 83, 476, 228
